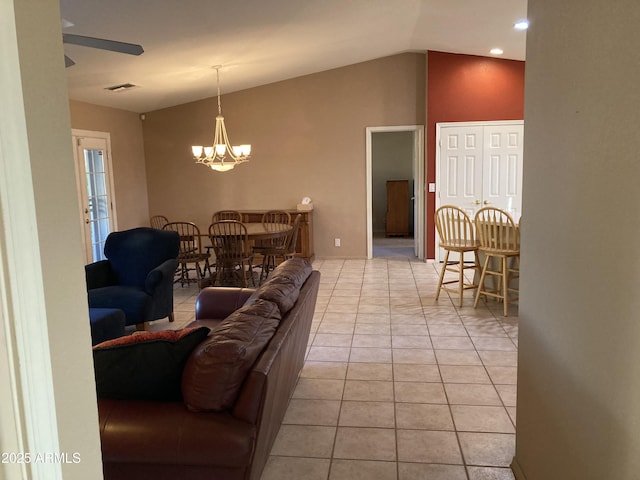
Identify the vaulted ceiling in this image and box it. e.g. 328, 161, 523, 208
60, 0, 528, 113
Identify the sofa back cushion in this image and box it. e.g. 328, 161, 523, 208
246, 258, 313, 315
182, 299, 281, 412
265, 258, 313, 285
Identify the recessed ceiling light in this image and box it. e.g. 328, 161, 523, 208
514, 19, 529, 30
490, 48, 504, 55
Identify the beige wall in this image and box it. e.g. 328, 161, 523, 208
143, 53, 426, 258
515, 0, 640, 479
69, 100, 150, 229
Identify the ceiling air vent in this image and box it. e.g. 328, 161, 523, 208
105, 83, 137, 92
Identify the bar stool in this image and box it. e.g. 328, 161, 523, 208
473, 207, 520, 316
434, 205, 480, 306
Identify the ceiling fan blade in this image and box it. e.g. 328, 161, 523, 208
62, 33, 144, 56
64, 55, 76, 68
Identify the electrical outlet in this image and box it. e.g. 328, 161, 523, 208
334, 238, 341, 247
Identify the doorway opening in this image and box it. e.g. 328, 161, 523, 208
366, 126, 425, 259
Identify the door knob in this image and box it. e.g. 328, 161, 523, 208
85, 219, 90, 224
474, 200, 481, 205
484, 200, 490, 205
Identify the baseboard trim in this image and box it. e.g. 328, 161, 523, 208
511, 456, 527, 480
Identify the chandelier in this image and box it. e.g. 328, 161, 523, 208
191, 66, 251, 172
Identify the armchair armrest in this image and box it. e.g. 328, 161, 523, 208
85, 260, 114, 290
195, 287, 256, 320
145, 259, 179, 294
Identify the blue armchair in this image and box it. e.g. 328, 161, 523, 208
85, 227, 180, 327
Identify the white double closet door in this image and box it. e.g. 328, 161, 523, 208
436, 120, 524, 262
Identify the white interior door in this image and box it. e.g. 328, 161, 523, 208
436, 121, 524, 262
438, 125, 484, 217
72, 130, 117, 263
482, 124, 524, 219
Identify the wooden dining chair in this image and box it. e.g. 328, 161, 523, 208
261, 210, 291, 230
283, 214, 302, 260
150, 215, 169, 229
162, 222, 212, 288
255, 213, 303, 284
473, 207, 520, 316
211, 210, 242, 223
255, 210, 291, 283
434, 205, 480, 306
209, 220, 255, 287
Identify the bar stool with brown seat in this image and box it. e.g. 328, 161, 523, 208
473, 207, 520, 316
162, 222, 212, 288
434, 205, 480, 306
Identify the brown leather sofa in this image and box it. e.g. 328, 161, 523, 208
98, 258, 320, 480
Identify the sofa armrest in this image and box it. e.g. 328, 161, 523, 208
195, 287, 256, 320
85, 260, 114, 290
145, 259, 179, 294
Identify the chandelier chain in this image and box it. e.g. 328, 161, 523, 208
216, 67, 222, 116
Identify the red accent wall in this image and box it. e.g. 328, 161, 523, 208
426, 51, 525, 258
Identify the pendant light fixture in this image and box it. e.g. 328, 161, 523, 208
191, 66, 251, 172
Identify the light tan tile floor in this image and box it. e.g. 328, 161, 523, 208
145, 258, 518, 480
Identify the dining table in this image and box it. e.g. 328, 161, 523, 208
240, 222, 292, 239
